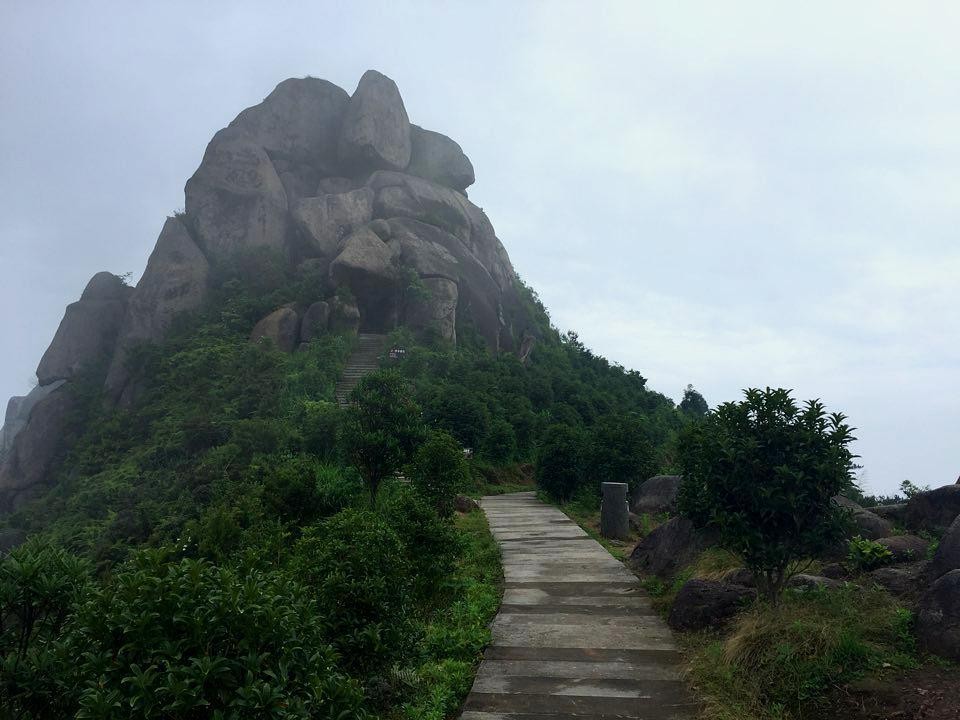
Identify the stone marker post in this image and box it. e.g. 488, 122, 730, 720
600, 482, 630, 540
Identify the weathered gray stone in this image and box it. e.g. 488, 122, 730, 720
668, 579, 754, 631
867, 561, 928, 600
787, 574, 842, 590
36, 272, 131, 385
316, 177, 356, 195
0, 386, 77, 513
631, 475, 681, 515
368, 170, 471, 241
230, 76, 348, 173
292, 188, 374, 257
820, 562, 850, 580
250, 307, 300, 353
851, 509, 895, 540
329, 227, 396, 291
930, 514, 960, 580
338, 70, 411, 173
406, 276, 458, 343
407, 124, 475, 191
916, 569, 960, 660
329, 295, 360, 334
868, 502, 908, 525
454, 494, 480, 513
368, 218, 392, 241
299, 301, 330, 344
184, 126, 288, 262
0, 383, 64, 457
720, 567, 756, 587
628, 517, 709, 578
876, 534, 929, 563
388, 218, 502, 350
904, 485, 960, 533
600, 482, 630, 540
105, 217, 209, 404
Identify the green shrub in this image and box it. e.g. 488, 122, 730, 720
384, 488, 460, 600
408, 430, 470, 516
678, 388, 855, 602
292, 509, 412, 674
847, 536, 894, 571
535, 424, 590, 500
2, 545, 366, 719
342, 371, 426, 506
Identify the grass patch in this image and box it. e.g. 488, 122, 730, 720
688, 584, 917, 719
391, 509, 502, 719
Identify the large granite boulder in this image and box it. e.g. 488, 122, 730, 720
368, 170, 472, 242
0, 383, 64, 456
387, 218, 503, 350
0, 386, 78, 512
631, 475, 681, 515
184, 126, 289, 262
405, 277, 458, 342
105, 217, 210, 404
833, 496, 894, 539
668, 579, 755, 631
250, 307, 300, 353
407, 125, 475, 192
628, 517, 709, 577
329, 227, 396, 290
36, 272, 131, 385
916, 570, 960, 660
230, 76, 349, 174
867, 561, 929, 600
292, 188, 374, 256
299, 301, 330, 344
868, 503, 908, 525
930, 515, 960, 580
904, 485, 960, 533
338, 70, 411, 173
876, 535, 929, 563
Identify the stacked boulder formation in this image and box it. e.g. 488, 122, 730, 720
0, 70, 529, 513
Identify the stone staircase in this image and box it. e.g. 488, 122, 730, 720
334, 333, 388, 407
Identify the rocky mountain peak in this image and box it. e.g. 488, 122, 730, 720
0, 69, 533, 514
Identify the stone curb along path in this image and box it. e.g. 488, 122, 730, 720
459, 492, 697, 720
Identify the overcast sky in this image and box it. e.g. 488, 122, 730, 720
1, 1, 957, 495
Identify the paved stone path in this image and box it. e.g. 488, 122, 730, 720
460, 492, 696, 720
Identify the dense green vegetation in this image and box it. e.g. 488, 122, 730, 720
0, 255, 695, 717
677, 388, 856, 602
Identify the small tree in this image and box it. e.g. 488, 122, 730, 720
408, 430, 470, 516
679, 384, 708, 416
535, 424, 590, 501
341, 370, 425, 506
677, 387, 855, 603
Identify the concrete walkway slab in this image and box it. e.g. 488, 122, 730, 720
459, 492, 696, 719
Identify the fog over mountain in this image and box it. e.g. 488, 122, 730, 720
2, 1, 958, 495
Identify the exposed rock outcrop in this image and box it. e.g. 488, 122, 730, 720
668, 579, 754, 631
407, 125, 475, 192
184, 127, 289, 262
631, 475, 681, 515
0, 382, 64, 456
876, 535, 929, 563
916, 570, 960, 660
628, 517, 711, 577
338, 70, 411, 173
0, 385, 77, 512
105, 217, 210, 404
904, 485, 960, 533
250, 307, 300, 353
929, 515, 960, 580
4, 69, 534, 515
36, 272, 131, 385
